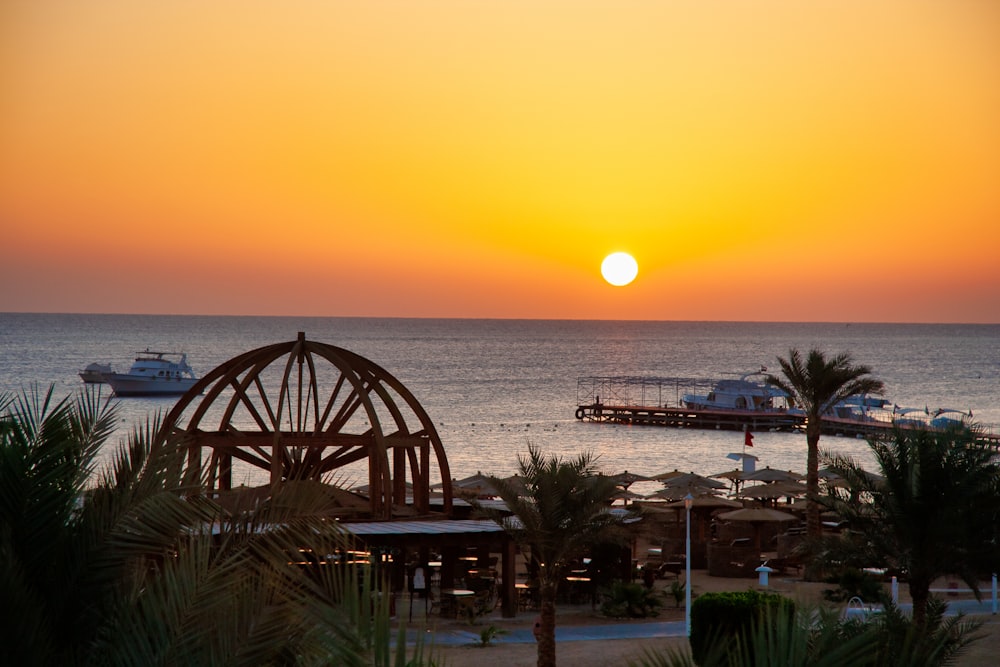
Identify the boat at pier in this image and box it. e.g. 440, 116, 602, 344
682, 371, 790, 412
930, 408, 974, 429
99, 350, 199, 397
890, 406, 974, 430
574, 375, 997, 445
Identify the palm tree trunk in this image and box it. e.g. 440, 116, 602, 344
805, 420, 822, 540
909, 578, 930, 628
537, 578, 558, 667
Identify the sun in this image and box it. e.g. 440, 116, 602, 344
601, 252, 639, 286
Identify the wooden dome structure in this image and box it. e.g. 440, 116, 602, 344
160, 332, 453, 518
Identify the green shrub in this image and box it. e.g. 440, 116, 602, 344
600, 580, 663, 618
668, 579, 686, 608
821, 566, 885, 604
689, 590, 793, 666
475, 624, 507, 647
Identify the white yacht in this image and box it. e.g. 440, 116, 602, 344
101, 350, 199, 397
682, 372, 789, 411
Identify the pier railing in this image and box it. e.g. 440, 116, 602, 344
575, 376, 1000, 446
576, 375, 718, 410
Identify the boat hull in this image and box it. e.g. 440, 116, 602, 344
104, 374, 199, 397
79, 363, 112, 384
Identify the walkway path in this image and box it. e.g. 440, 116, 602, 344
413, 598, 997, 647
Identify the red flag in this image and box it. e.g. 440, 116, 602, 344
744, 430, 754, 447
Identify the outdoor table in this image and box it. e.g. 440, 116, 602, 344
564, 576, 594, 606
439, 588, 474, 618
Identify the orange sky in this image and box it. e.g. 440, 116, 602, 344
2, 0, 998, 322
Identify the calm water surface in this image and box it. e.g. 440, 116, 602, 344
1, 314, 997, 491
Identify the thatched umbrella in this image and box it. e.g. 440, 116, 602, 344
658, 471, 728, 494
608, 470, 652, 488
651, 468, 684, 481
648, 486, 723, 502
662, 495, 743, 542
738, 481, 807, 501
711, 468, 746, 494
612, 488, 646, 504
742, 467, 804, 483
437, 472, 500, 498
716, 507, 799, 550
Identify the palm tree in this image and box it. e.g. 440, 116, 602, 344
818, 425, 1000, 627
0, 385, 433, 665
765, 349, 884, 539
479, 444, 624, 667
630, 598, 980, 667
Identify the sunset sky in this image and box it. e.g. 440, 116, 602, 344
3, 1, 998, 322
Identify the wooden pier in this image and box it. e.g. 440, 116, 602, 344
574, 376, 1000, 445
573, 401, 1000, 445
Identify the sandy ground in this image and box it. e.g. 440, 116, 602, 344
407, 572, 1000, 667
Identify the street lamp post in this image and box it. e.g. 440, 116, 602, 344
684, 492, 693, 637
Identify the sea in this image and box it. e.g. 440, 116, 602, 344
1, 314, 998, 495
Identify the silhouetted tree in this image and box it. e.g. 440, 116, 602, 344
766, 349, 884, 538
819, 425, 1000, 627
481, 444, 624, 667
0, 386, 433, 665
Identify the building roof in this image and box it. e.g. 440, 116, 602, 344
343, 519, 505, 537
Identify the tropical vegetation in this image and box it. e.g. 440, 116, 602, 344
600, 580, 662, 619
816, 424, 1000, 627
479, 444, 625, 667
0, 385, 434, 666
631, 598, 981, 667
765, 348, 884, 539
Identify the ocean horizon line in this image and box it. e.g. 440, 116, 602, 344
3, 311, 998, 327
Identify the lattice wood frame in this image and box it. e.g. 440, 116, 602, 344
159, 332, 453, 518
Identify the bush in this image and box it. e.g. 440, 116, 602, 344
600, 580, 662, 618
689, 590, 793, 666
476, 624, 507, 647
822, 566, 885, 604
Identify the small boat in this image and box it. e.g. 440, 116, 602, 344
682, 371, 789, 411
79, 362, 113, 384
890, 405, 973, 430
826, 395, 893, 421
930, 408, 974, 430
101, 349, 199, 397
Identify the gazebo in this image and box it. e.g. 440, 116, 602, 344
160, 332, 453, 518
156, 333, 523, 616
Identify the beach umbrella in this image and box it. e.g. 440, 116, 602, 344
818, 466, 884, 489
716, 507, 799, 550
741, 467, 804, 483
649, 486, 724, 502
439, 472, 501, 498
489, 473, 528, 496
738, 481, 807, 501
658, 471, 728, 491
711, 469, 745, 481
662, 496, 742, 510
608, 470, 652, 488
717, 507, 799, 523
710, 468, 747, 494
661, 495, 743, 542
612, 488, 646, 505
